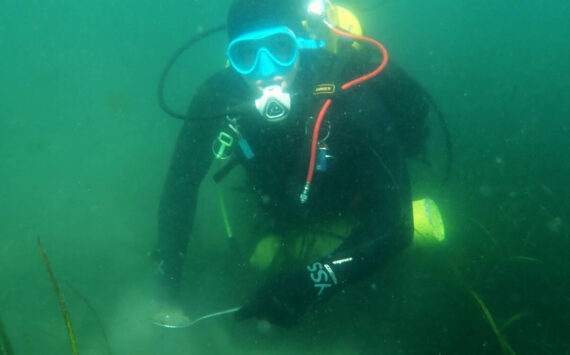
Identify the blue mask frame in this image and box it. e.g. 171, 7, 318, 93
227, 26, 324, 77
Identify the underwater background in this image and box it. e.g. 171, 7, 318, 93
1, 0, 569, 354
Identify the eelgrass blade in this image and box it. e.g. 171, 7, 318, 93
450, 262, 516, 355
66, 282, 112, 354
468, 287, 516, 355
37, 238, 79, 355
501, 311, 533, 332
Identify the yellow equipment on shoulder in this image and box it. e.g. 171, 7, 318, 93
303, 0, 363, 53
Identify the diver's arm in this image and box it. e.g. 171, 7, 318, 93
153, 68, 250, 298
300, 122, 413, 306
152, 72, 231, 294
319, 126, 414, 288
236, 98, 413, 326
320, 84, 414, 282
235, 139, 413, 326
154, 118, 216, 289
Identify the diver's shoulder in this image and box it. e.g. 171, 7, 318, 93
200, 67, 244, 92
188, 68, 248, 120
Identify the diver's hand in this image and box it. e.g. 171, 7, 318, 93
235, 271, 314, 327
235, 261, 340, 327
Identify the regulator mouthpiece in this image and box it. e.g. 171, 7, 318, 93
255, 85, 291, 121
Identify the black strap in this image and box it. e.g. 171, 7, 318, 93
212, 157, 240, 183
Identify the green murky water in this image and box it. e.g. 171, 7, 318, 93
1, 0, 568, 353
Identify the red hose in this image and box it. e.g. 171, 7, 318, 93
301, 22, 389, 203
326, 24, 389, 90
306, 98, 332, 185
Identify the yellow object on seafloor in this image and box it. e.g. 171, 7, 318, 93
412, 198, 445, 244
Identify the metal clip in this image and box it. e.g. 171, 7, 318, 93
213, 131, 234, 159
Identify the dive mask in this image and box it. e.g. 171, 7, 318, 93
227, 26, 324, 79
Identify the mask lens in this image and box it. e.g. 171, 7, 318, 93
263, 32, 297, 64
229, 40, 259, 73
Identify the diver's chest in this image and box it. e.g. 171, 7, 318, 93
243, 129, 357, 210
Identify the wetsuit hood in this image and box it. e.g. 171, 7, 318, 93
227, 0, 309, 41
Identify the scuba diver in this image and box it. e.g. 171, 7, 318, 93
152, 0, 443, 327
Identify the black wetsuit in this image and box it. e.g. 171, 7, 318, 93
154, 49, 415, 325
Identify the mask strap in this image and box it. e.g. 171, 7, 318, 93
296, 37, 326, 50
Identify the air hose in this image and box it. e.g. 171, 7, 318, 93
300, 21, 390, 203
157, 24, 227, 120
